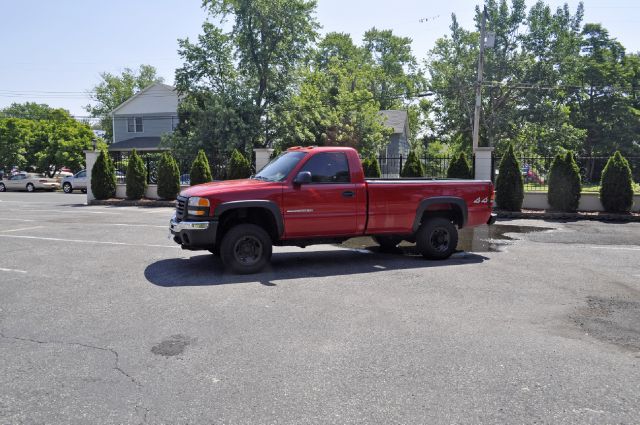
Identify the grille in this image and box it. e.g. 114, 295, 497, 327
176, 196, 187, 221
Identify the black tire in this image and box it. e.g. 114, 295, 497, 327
26, 183, 35, 192
0, 183, 5, 192
373, 235, 403, 251
416, 217, 458, 260
63, 182, 73, 193
220, 224, 272, 274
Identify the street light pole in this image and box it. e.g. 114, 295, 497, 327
472, 6, 488, 153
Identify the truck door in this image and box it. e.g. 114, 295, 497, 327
283, 152, 359, 238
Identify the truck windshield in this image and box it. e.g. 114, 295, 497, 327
253, 151, 307, 182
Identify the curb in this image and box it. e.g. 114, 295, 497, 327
496, 210, 640, 222
89, 199, 176, 208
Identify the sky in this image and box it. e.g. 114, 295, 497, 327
0, 0, 638, 117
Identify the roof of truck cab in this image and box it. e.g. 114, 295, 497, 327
286, 146, 356, 153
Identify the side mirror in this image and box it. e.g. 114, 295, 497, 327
293, 171, 312, 185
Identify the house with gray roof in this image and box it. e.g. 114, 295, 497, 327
108, 82, 178, 152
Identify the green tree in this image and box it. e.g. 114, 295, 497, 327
190, 150, 212, 185
85, 65, 162, 142
157, 152, 181, 200
547, 151, 581, 212
0, 118, 35, 171
227, 149, 253, 180
401, 150, 425, 177
446, 152, 472, 179
125, 149, 147, 200
91, 150, 116, 200
495, 144, 524, 211
600, 151, 634, 213
362, 155, 382, 178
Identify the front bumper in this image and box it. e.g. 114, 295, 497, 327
170, 215, 218, 250
487, 213, 497, 225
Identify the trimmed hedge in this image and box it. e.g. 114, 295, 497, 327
400, 150, 425, 177
447, 152, 473, 179
600, 151, 634, 213
91, 150, 116, 200
362, 155, 382, 178
190, 150, 212, 186
157, 152, 181, 200
547, 151, 581, 212
126, 149, 147, 200
227, 149, 253, 179
495, 144, 524, 211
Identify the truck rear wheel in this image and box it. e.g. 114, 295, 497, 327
416, 217, 458, 260
373, 235, 403, 251
220, 224, 272, 274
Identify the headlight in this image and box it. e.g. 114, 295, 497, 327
187, 197, 210, 217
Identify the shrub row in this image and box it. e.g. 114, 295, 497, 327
496, 145, 635, 213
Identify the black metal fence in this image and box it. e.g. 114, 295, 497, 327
493, 155, 640, 191
377, 155, 455, 178
110, 151, 231, 185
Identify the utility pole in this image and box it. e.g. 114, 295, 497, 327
472, 6, 488, 153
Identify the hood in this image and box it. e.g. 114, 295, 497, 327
179, 178, 275, 198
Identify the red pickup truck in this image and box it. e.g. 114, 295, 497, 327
170, 146, 495, 274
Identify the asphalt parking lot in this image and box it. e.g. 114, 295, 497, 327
1, 191, 639, 424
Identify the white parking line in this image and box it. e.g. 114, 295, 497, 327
0, 234, 178, 249
0, 226, 44, 233
586, 245, 640, 251
12, 209, 121, 215
0, 267, 27, 274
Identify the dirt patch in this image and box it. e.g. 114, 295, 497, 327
572, 296, 640, 352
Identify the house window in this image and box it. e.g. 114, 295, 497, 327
127, 117, 143, 133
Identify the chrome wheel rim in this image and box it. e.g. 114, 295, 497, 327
233, 236, 263, 266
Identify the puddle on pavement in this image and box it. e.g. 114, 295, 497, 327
339, 224, 553, 254
151, 334, 194, 357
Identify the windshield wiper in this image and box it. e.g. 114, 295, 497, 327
252, 175, 271, 181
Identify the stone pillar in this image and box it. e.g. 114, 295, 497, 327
474, 147, 494, 181
84, 150, 99, 203
253, 148, 274, 173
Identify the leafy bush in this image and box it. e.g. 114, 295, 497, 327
126, 149, 147, 200
600, 151, 634, 213
400, 150, 425, 177
547, 152, 581, 212
190, 150, 212, 186
227, 149, 253, 179
362, 155, 382, 178
157, 152, 181, 200
91, 150, 116, 200
495, 144, 524, 211
447, 152, 473, 179
269, 147, 282, 160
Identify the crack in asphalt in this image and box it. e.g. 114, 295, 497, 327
0, 331, 140, 388
0, 330, 151, 423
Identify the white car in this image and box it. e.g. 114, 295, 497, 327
62, 170, 87, 193
0, 173, 60, 192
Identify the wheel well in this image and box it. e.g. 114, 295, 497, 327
217, 208, 279, 245
420, 204, 464, 228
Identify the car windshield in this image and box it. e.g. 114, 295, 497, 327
253, 151, 307, 182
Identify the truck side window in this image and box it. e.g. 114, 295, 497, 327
300, 152, 351, 183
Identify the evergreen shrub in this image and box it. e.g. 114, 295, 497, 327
495, 144, 524, 211
600, 151, 634, 213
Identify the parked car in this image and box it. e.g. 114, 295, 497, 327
0, 172, 60, 192
521, 164, 545, 185
62, 170, 87, 193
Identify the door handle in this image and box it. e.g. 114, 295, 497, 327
342, 191, 354, 198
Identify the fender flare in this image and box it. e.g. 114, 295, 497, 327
412, 196, 468, 231
214, 200, 284, 237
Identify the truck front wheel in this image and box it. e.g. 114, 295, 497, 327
416, 217, 458, 260
220, 224, 272, 274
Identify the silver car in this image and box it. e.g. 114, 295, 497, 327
62, 170, 87, 193
0, 172, 60, 192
